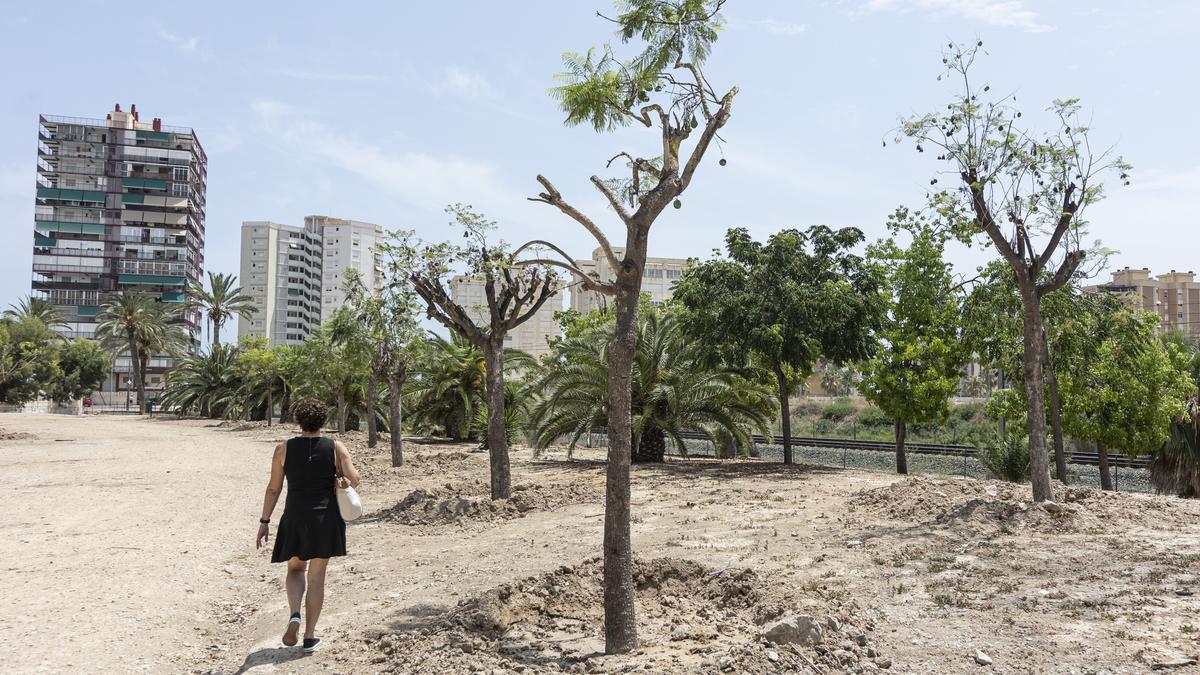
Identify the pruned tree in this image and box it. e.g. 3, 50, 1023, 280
861, 207, 968, 474
511, 1, 736, 653
411, 205, 558, 500
354, 233, 425, 466
897, 41, 1131, 502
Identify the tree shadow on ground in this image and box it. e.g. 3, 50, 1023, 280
520, 454, 845, 486
234, 646, 306, 673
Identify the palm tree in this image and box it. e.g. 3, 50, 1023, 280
1151, 331, 1200, 497
96, 292, 156, 412
407, 332, 486, 440
5, 297, 67, 331
97, 293, 189, 413
160, 344, 242, 418
190, 272, 256, 346
526, 306, 775, 462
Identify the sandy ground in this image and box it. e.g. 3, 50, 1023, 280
2, 414, 1199, 674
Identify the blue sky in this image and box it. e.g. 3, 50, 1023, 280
2, 1, 1197, 338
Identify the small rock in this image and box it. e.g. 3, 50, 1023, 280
1039, 501, 1063, 514
767, 650, 779, 662
984, 486, 998, 497
670, 625, 691, 641
846, 540, 864, 547
875, 657, 892, 669
1173, 588, 1193, 597
763, 614, 823, 647
718, 655, 734, 671
974, 649, 993, 666
825, 615, 841, 631
1152, 658, 1198, 669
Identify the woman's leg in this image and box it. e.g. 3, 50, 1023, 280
286, 557, 307, 615
303, 558, 329, 638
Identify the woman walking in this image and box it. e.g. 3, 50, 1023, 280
256, 398, 360, 653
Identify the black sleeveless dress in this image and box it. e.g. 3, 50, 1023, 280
271, 437, 347, 563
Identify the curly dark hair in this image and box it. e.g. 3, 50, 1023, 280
291, 398, 329, 433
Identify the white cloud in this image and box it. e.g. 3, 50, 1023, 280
749, 18, 808, 36
157, 28, 199, 52
861, 0, 1053, 33
436, 67, 494, 99
250, 99, 522, 217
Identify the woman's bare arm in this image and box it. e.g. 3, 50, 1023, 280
256, 443, 286, 548
334, 441, 360, 489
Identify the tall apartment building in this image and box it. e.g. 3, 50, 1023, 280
238, 221, 323, 346
33, 104, 206, 394
448, 275, 566, 358
1087, 267, 1200, 337
310, 216, 385, 324
569, 246, 689, 314
237, 215, 383, 346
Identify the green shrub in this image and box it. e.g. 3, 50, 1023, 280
977, 431, 1031, 483
792, 398, 823, 417
821, 398, 856, 420
951, 402, 986, 423
856, 406, 892, 428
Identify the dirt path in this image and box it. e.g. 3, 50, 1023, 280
4, 414, 1199, 674
1, 414, 271, 673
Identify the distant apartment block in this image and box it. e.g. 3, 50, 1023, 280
569, 246, 689, 314
238, 216, 383, 346
311, 216, 385, 324
449, 274, 566, 358
1087, 267, 1200, 337
32, 104, 207, 394
239, 221, 323, 346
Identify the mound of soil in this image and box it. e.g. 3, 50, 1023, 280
850, 477, 1192, 534
369, 557, 886, 674
0, 428, 35, 442
377, 480, 601, 527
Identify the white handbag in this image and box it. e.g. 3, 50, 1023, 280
334, 447, 363, 521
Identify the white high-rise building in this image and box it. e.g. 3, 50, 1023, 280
238, 215, 383, 346
449, 274, 566, 358
238, 220, 323, 346
309, 215, 385, 324
569, 246, 689, 314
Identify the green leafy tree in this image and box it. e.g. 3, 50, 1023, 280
673, 226, 884, 465
513, 1, 737, 651
1151, 331, 1200, 497
861, 208, 968, 474
188, 272, 256, 346
526, 303, 773, 460
0, 318, 55, 405
309, 316, 372, 433
45, 338, 109, 404
410, 205, 559, 501
236, 337, 282, 424
1061, 308, 1193, 490
897, 41, 1131, 502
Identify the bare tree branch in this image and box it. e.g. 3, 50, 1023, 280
529, 175, 623, 272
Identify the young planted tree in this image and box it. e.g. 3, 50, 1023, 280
673, 227, 884, 465
861, 208, 967, 474
346, 236, 424, 465
411, 206, 558, 500
304, 320, 371, 432
898, 42, 1130, 501
511, 2, 737, 651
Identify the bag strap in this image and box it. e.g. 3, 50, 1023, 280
330, 438, 343, 479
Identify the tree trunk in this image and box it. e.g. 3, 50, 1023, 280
336, 389, 346, 433
1042, 331, 1068, 484
1097, 441, 1113, 491
774, 363, 793, 465
389, 372, 404, 468
279, 389, 292, 424
367, 370, 379, 448
483, 341, 512, 500
1019, 290, 1053, 502
212, 317, 222, 347
632, 427, 666, 463
895, 418, 908, 475
266, 385, 273, 427
138, 351, 149, 415
603, 277, 639, 654
126, 329, 145, 414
